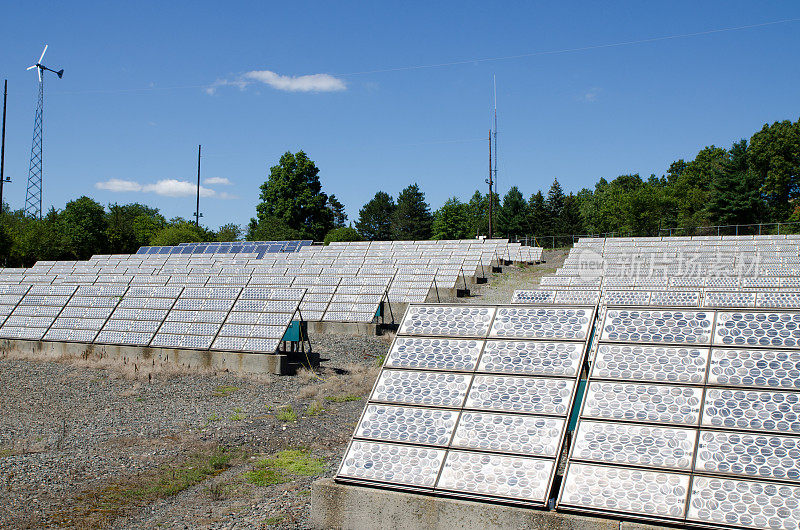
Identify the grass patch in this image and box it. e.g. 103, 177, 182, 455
276, 406, 297, 422
374, 353, 387, 366
229, 408, 244, 421
304, 401, 325, 416
325, 394, 361, 403
244, 449, 324, 486
212, 385, 239, 397
264, 515, 285, 525
0, 448, 14, 458
51, 445, 241, 527
298, 363, 378, 402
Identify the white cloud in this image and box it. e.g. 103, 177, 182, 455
206, 70, 346, 94
203, 177, 232, 186
580, 87, 600, 103
95, 179, 142, 192
142, 179, 216, 198
243, 70, 346, 92
94, 178, 235, 199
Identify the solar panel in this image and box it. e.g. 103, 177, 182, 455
337, 302, 593, 507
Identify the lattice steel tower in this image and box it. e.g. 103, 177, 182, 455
25, 45, 63, 219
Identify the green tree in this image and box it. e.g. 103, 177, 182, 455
432, 197, 470, 239
392, 184, 432, 240
497, 186, 529, 237
356, 191, 396, 240
254, 151, 333, 240
216, 223, 242, 242
749, 119, 800, 219
106, 203, 165, 253
324, 226, 363, 245
527, 191, 548, 235
61, 196, 108, 259
707, 140, 765, 226
150, 219, 209, 246
668, 146, 727, 230
546, 179, 566, 234
246, 216, 305, 241
327, 194, 347, 228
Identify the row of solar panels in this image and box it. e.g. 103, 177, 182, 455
136, 240, 313, 256
0, 273, 393, 326
577, 234, 800, 243
0, 284, 304, 352
540, 275, 800, 289
512, 288, 800, 309
336, 303, 800, 530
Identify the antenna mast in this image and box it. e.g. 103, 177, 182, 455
487, 129, 493, 238
195, 144, 201, 226
493, 75, 498, 222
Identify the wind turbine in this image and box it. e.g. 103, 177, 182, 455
24, 45, 63, 219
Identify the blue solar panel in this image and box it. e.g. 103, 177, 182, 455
136, 247, 150, 254
216, 245, 231, 253
180, 246, 193, 254
242, 245, 256, 252
299, 240, 312, 247
204, 247, 216, 254
267, 244, 283, 252
158, 246, 172, 254
195, 245, 207, 253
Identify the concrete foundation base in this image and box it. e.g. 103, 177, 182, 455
307, 321, 379, 335
311, 478, 669, 530
0, 338, 287, 375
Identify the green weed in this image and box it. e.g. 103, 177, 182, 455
244, 449, 324, 486
276, 407, 297, 422
324, 394, 361, 403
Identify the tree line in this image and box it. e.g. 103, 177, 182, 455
1, 117, 798, 265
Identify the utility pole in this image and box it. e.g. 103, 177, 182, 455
195, 144, 201, 226
1, 80, 7, 216
487, 129, 493, 238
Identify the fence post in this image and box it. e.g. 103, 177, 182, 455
759, 224, 762, 235
778, 223, 781, 235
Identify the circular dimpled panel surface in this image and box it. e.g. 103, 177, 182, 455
701, 388, 800, 434
714, 311, 800, 348
355, 404, 457, 446
385, 337, 482, 371
465, 375, 574, 415
704, 291, 756, 308
708, 348, 800, 390
372, 370, 470, 408
399, 306, 495, 337
489, 307, 591, 340
583, 382, 702, 426
601, 309, 713, 345
450, 412, 564, 457
649, 291, 700, 307
560, 463, 689, 518
478, 340, 582, 377
602, 291, 651, 306
695, 430, 800, 482
757, 292, 800, 309
592, 344, 709, 384
571, 421, 696, 470
338, 440, 445, 488
688, 476, 800, 530
511, 290, 556, 304
436, 451, 554, 503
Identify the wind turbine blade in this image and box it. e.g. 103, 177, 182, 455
38, 68, 41, 82
26, 65, 36, 70
39, 44, 48, 63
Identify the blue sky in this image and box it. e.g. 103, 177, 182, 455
0, 1, 799, 230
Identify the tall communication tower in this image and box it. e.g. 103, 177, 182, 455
24, 45, 63, 219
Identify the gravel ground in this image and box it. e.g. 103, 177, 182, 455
0, 255, 563, 529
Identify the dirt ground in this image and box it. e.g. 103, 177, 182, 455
0, 252, 564, 529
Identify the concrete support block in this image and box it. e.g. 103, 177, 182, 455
310, 479, 670, 530
0, 338, 286, 375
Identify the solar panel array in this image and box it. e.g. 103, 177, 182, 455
0, 281, 305, 353
137, 239, 313, 256
559, 306, 800, 529
336, 303, 594, 506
